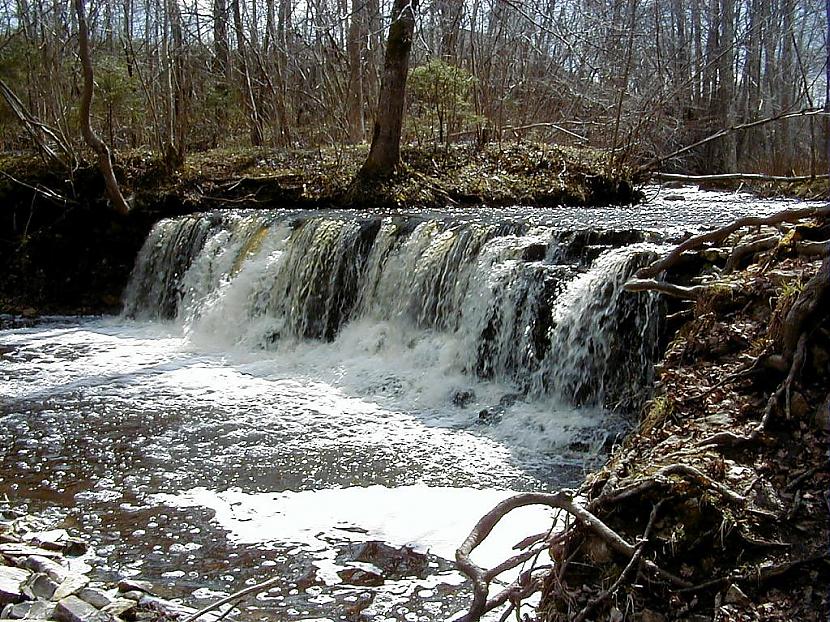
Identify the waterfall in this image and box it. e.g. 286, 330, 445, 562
123, 211, 662, 412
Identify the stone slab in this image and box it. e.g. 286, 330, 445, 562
0, 566, 31, 607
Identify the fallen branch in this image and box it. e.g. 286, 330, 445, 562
653, 172, 829, 183
455, 491, 635, 622
182, 575, 281, 622
638, 108, 828, 173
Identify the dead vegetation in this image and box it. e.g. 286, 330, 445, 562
456, 206, 830, 622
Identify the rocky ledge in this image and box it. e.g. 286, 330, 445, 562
0, 509, 217, 622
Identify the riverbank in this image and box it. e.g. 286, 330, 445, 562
0, 143, 637, 315
0, 506, 224, 622
528, 218, 830, 621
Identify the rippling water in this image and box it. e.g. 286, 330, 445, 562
1, 188, 818, 621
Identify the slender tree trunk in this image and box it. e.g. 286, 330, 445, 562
345, 0, 367, 143
355, 0, 418, 180
73, 0, 130, 215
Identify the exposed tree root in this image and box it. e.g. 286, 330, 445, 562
457, 210, 830, 622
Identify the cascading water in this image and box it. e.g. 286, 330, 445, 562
123, 210, 663, 413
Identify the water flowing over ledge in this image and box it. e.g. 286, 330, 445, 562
124, 210, 664, 414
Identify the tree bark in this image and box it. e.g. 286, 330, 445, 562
354, 0, 418, 181
73, 0, 130, 215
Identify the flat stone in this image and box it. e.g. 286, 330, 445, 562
2, 600, 35, 619
23, 573, 57, 600
116, 580, 152, 595
137, 595, 195, 618
20, 556, 68, 583
52, 574, 89, 601
0, 544, 62, 559
0, 566, 31, 607
54, 595, 113, 622
77, 588, 112, 609
25, 531, 68, 552
101, 597, 137, 618
22, 600, 57, 619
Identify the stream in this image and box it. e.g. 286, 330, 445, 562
0, 187, 817, 621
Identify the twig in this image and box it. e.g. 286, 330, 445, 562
182, 576, 281, 622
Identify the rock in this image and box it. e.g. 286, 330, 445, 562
349, 541, 428, 579
664, 193, 685, 201
20, 555, 68, 583
22, 599, 57, 619
120, 590, 144, 601
477, 408, 503, 425
78, 587, 113, 608
337, 566, 384, 587
0, 544, 62, 559
0, 566, 31, 607
2, 600, 33, 618
101, 597, 137, 618
788, 391, 810, 420
638, 610, 666, 622
815, 394, 830, 432
725, 583, 753, 608
26, 530, 69, 552
23, 573, 58, 600
61, 538, 87, 557
521, 243, 547, 262
21, 308, 38, 319
117, 579, 153, 595
295, 568, 321, 590
54, 595, 114, 622
450, 389, 475, 407
52, 574, 89, 601
137, 594, 196, 618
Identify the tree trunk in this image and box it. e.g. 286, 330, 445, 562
355, 0, 418, 181
345, 0, 367, 143
73, 0, 130, 215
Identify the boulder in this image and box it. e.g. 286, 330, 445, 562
349, 541, 428, 579
337, 566, 384, 587
78, 587, 113, 609
23, 573, 58, 600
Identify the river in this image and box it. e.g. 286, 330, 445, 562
0, 187, 816, 621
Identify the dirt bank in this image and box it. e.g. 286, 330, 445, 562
0, 144, 638, 315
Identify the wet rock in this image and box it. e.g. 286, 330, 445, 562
664, 193, 685, 201
23, 573, 58, 600
52, 574, 90, 601
117, 579, 153, 595
120, 590, 144, 601
337, 566, 384, 587
521, 243, 547, 262
499, 393, 520, 407
101, 597, 138, 618
137, 594, 196, 619
0, 566, 31, 606
21, 308, 38, 319
20, 555, 68, 583
55, 595, 113, 622
477, 408, 503, 425
295, 568, 321, 590
349, 541, 428, 579
450, 389, 475, 408
78, 587, 113, 608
